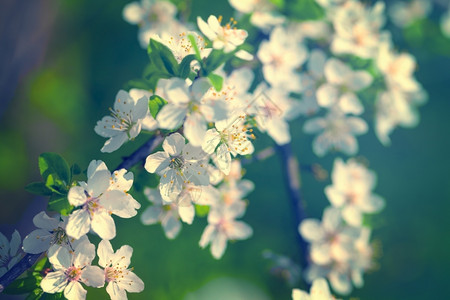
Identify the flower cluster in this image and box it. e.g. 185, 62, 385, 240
299, 158, 383, 295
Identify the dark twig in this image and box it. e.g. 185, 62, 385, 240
277, 143, 309, 272
0, 134, 164, 292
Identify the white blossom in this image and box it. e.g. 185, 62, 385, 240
95, 89, 157, 153
66, 160, 140, 240
325, 158, 385, 227
97, 240, 144, 300
257, 26, 307, 92
0, 230, 22, 277
316, 58, 372, 115
22, 212, 89, 258
145, 133, 209, 202
199, 200, 252, 259
197, 15, 248, 53
40, 240, 104, 300
303, 109, 367, 156
389, 0, 431, 28
292, 278, 336, 300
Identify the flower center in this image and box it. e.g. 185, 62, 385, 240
65, 266, 82, 282
52, 227, 69, 246
169, 156, 185, 170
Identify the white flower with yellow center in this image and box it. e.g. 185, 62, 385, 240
95, 89, 157, 153
40, 240, 104, 300
145, 133, 210, 202
22, 212, 89, 258
202, 117, 255, 175
97, 240, 144, 300
66, 160, 140, 241
197, 15, 249, 53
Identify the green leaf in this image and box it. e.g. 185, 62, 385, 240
147, 39, 179, 76
285, 0, 324, 20
203, 49, 234, 75
179, 54, 197, 79
32, 257, 48, 272
3, 276, 40, 294
47, 194, 73, 215
38, 153, 70, 190
25, 288, 44, 300
207, 73, 223, 91
195, 205, 210, 217
123, 78, 154, 91
25, 182, 53, 196
41, 292, 64, 300
187, 34, 202, 61
149, 95, 168, 119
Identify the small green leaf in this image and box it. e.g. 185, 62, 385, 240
123, 78, 154, 91
25, 182, 53, 196
179, 54, 197, 79
38, 153, 70, 189
187, 34, 202, 62
149, 95, 168, 119
207, 73, 223, 91
195, 205, 210, 217
47, 194, 73, 215
32, 257, 48, 273
25, 288, 44, 300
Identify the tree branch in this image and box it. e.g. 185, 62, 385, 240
0, 133, 164, 292
277, 143, 309, 272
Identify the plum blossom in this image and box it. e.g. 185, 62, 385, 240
389, 0, 431, 28
303, 109, 368, 156
0, 230, 22, 277
197, 15, 248, 53
22, 212, 89, 258
316, 58, 372, 115
145, 133, 210, 202
97, 240, 144, 299
141, 187, 188, 238
249, 84, 303, 145
123, 0, 185, 48
257, 26, 307, 92
202, 117, 255, 175
66, 160, 140, 240
331, 1, 389, 59
40, 240, 104, 300
292, 278, 337, 300
228, 0, 285, 32
325, 158, 384, 226
95, 89, 157, 153
155, 78, 228, 146
300, 207, 368, 295
200, 199, 252, 259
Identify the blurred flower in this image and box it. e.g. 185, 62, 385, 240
0, 230, 22, 277
316, 58, 372, 115
303, 109, 368, 157
325, 158, 384, 227
292, 277, 337, 300
389, 0, 431, 28
200, 199, 252, 259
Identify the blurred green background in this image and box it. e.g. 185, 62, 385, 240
0, 0, 450, 299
